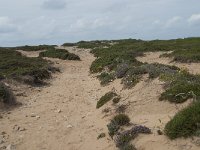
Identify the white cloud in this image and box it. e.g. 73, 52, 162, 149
188, 14, 200, 24
42, 0, 67, 10
164, 16, 182, 28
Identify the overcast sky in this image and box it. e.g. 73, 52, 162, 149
0, 0, 200, 46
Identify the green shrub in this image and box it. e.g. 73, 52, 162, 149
97, 72, 115, 85
0, 48, 55, 85
165, 49, 200, 63
113, 97, 121, 104
165, 102, 200, 139
9, 45, 56, 51
96, 91, 117, 108
107, 120, 120, 138
97, 133, 106, 139
0, 82, 16, 105
160, 71, 200, 103
39, 48, 80, 60
113, 114, 130, 126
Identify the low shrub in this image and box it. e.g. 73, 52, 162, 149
39, 48, 80, 60
165, 102, 200, 139
96, 92, 117, 108
0, 48, 56, 85
0, 82, 16, 105
107, 120, 120, 138
113, 97, 121, 104
113, 114, 130, 126
115, 125, 151, 149
160, 71, 200, 103
97, 72, 115, 85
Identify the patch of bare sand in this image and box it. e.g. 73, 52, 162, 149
16, 50, 46, 57
136, 51, 200, 74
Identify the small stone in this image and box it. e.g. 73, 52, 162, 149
0, 115, 3, 119
97, 133, 106, 139
56, 109, 62, 113
19, 128, 26, 132
30, 113, 36, 117
67, 125, 73, 128
36, 116, 40, 119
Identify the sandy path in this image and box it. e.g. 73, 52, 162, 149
136, 51, 200, 74
0, 47, 116, 150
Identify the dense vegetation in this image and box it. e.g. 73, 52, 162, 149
1, 45, 56, 51
162, 48, 200, 63
165, 102, 200, 139
0, 48, 54, 85
39, 48, 80, 60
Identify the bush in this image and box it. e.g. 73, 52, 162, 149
107, 120, 120, 138
0, 48, 56, 85
113, 114, 130, 126
164, 49, 200, 63
0, 82, 16, 105
115, 125, 151, 149
113, 97, 121, 104
160, 71, 200, 103
39, 48, 80, 60
165, 102, 200, 139
97, 72, 115, 85
96, 92, 117, 108
120, 144, 137, 150
9, 45, 56, 51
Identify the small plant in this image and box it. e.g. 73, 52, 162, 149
97, 72, 115, 85
0, 82, 16, 105
165, 102, 200, 139
97, 133, 106, 139
115, 104, 127, 113
113, 114, 130, 126
115, 125, 151, 149
113, 97, 121, 104
96, 92, 117, 109
107, 120, 120, 138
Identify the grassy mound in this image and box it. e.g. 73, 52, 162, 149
165, 102, 200, 139
39, 48, 80, 60
96, 91, 117, 108
0, 82, 16, 105
0, 49, 55, 85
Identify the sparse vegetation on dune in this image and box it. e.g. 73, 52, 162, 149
39, 48, 80, 60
